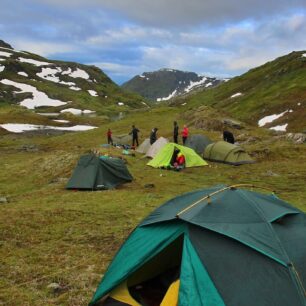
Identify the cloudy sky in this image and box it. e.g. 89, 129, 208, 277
1, 0, 306, 84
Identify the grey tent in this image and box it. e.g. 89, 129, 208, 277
146, 137, 169, 158
204, 141, 255, 165
185, 134, 212, 155
113, 134, 132, 145
66, 154, 133, 190
136, 138, 151, 154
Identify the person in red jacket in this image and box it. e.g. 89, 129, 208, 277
173, 149, 186, 171
181, 124, 189, 145
107, 128, 113, 145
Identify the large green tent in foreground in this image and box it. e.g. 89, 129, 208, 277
147, 143, 208, 168
66, 154, 133, 190
204, 141, 254, 165
90, 185, 306, 306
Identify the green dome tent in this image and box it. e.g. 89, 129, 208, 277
204, 141, 254, 165
66, 154, 133, 190
147, 143, 208, 168
185, 134, 212, 155
90, 185, 306, 306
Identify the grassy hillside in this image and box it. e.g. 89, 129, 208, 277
0, 105, 305, 305
171, 51, 306, 132
0, 42, 148, 118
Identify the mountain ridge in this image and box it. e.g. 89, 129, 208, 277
122, 68, 224, 102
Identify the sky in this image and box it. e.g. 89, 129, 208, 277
1, 0, 306, 84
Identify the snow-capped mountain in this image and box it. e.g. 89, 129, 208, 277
122, 68, 224, 102
0, 40, 147, 115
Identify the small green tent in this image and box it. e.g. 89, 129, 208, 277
90, 185, 306, 306
66, 154, 133, 190
204, 141, 254, 165
185, 134, 212, 155
147, 143, 208, 168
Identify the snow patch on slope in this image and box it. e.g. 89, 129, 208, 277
258, 110, 290, 127
18, 72, 28, 77
270, 124, 288, 132
37, 67, 75, 86
0, 123, 97, 133
18, 57, 51, 66
88, 90, 98, 97
0, 51, 12, 58
0, 79, 67, 109
69, 68, 89, 79
157, 89, 178, 102
184, 77, 207, 93
0, 65, 5, 73
230, 92, 242, 98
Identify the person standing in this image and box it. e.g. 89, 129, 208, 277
173, 121, 179, 144
182, 124, 189, 145
107, 128, 113, 145
150, 127, 158, 145
223, 130, 235, 144
130, 125, 140, 147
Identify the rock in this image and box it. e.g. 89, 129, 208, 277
19, 144, 40, 152
47, 282, 67, 295
265, 170, 280, 177
0, 197, 8, 204
49, 177, 68, 184
223, 118, 243, 129
194, 118, 224, 131
144, 183, 155, 188
249, 148, 271, 159
286, 133, 306, 144
47, 282, 61, 292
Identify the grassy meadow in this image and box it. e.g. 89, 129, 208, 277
0, 106, 305, 305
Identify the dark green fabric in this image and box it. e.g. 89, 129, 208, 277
66, 154, 133, 190
185, 134, 212, 155
204, 141, 254, 165
90, 222, 187, 305
189, 224, 304, 306
179, 236, 225, 306
90, 186, 306, 306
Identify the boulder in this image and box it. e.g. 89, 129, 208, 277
0, 197, 8, 204
286, 133, 306, 144
223, 118, 243, 129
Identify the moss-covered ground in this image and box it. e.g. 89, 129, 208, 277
0, 106, 305, 305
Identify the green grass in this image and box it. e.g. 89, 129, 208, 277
171, 51, 306, 132
0, 105, 305, 305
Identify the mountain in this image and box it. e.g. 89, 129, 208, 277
122, 68, 224, 102
0, 40, 148, 118
172, 51, 306, 133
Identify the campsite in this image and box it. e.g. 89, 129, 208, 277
1, 2, 306, 305
1, 105, 305, 305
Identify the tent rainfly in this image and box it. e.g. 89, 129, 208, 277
90, 185, 306, 306
204, 141, 254, 165
136, 138, 151, 154
147, 143, 207, 168
113, 134, 133, 145
185, 134, 212, 155
146, 137, 169, 159
66, 154, 133, 190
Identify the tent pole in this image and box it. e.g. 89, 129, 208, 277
176, 184, 275, 218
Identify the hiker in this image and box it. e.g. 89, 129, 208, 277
129, 125, 140, 147
223, 130, 235, 144
171, 148, 186, 171
150, 128, 158, 145
182, 125, 189, 145
106, 128, 113, 145
173, 121, 179, 144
